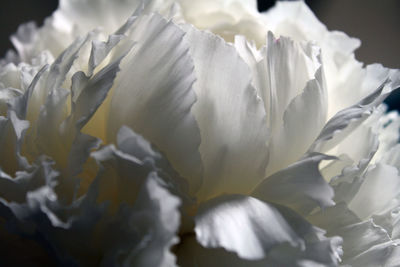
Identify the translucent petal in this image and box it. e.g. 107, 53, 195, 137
183, 25, 268, 200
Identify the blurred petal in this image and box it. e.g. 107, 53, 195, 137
346, 240, 400, 267
194, 194, 303, 260
0, 139, 181, 266
102, 173, 181, 267
308, 202, 360, 232
68, 50, 127, 131
309, 80, 390, 154
348, 164, 400, 220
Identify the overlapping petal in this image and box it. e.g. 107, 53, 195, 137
106, 13, 203, 195
0, 0, 400, 266
182, 25, 269, 200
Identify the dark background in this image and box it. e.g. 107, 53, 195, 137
1, 0, 399, 109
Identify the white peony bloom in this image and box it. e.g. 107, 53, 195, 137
0, 0, 399, 266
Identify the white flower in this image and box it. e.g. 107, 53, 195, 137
0, 0, 399, 266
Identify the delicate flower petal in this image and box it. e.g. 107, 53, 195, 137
56, 0, 142, 35
1, 0, 400, 265
309, 80, 390, 154
337, 220, 394, 263
194, 194, 304, 260
0, 111, 31, 173
101, 173, 181, 267
182, 25, 269, 200
267, 67, 327, 175
66, 132, 100, 177
10, 22, 41, 63
0, 159, 57, 203
107, 13, 203, 195
177, 196, 341, 266
0, 116, 22, 175
236, 32, 325, 175
116, 126, 192, 202
8, 65, 48, 120
252, 153, 335, 215
348, 164, 400, 220
308, 202, 360, 233
374, 109, 400, 164
68, 50, 128, 131
346, 240, 400, 267
372, 207, 400, 239
35, 88, 70, 163
262, 1, 400, 120
0, 135, 181, 266
178, 0, 259, 22
91, 144, 155, 210
261, 0, 361, 69
320, 111, 380, 183
86, 5, 143, 76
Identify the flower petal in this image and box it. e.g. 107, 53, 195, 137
252, 153, 335, 215
262, 1, 400, 120
308, 80, 391, 154
267, 67, 327, 175
182, 25, 269, 200
68, 50, 128, 131
236, 32, 325, 175
345, 240, 400, 267
194, 194, 304, 260
102, 173, 181, 267
116, 126, 192, 202
177, 195, 341, 266
107, 13, 203, 195
0, 136, 181, 266
336, 220, 395, 264
348, 164, 400, 220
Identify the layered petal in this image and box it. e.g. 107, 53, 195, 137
0, 129, 182, 265
262, 1, 400, 121
106, 13, 203, 195
182, 25, 269, 200
348, 164, 400, 220
177, 0, 266, 44
236, 32, 326, 175
253, 153, 335, 215
309, 80, 391, 154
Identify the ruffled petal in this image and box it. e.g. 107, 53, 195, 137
267, 66, 327, 175
236, 32, 325, 175
107, 13, 203, 195
0, 130, 182, 265
262, 1, 400, 121
101, 173, 181, 267
182, 25, 269, 200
